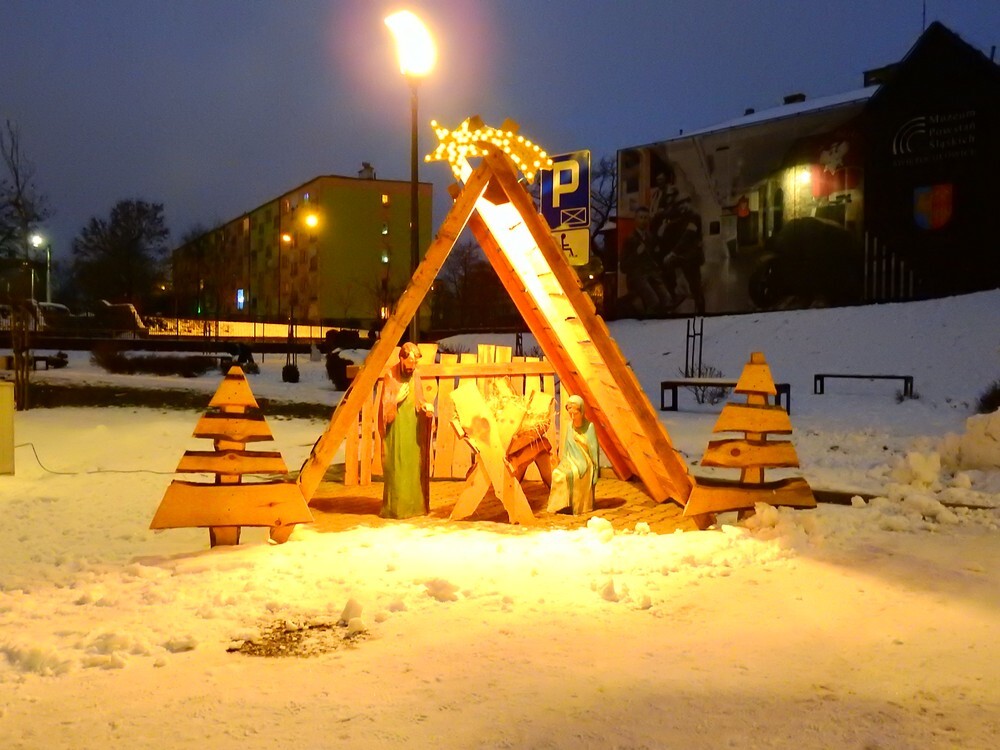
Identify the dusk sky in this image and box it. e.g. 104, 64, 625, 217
4, 0, 1000, 270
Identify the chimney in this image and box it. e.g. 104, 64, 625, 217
358, 162, 376, 180
783, 93, 806, 105
744, 107, 755, 116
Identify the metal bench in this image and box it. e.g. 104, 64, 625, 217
659, 378, 791, 413
813, 373, 914, 398
32, 355, 68, 370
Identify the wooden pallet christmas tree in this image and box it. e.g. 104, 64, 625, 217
684, 352, 815, 522
150, 366, 313, 546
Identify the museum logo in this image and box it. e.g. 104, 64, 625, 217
891, 110, 976, 167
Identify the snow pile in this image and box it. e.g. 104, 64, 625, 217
941, 408, 1000, 471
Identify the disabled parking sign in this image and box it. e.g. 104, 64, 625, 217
540, 151, 590, 266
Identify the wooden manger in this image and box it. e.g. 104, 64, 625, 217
332, 343, 563, 524
295, 117, 694, 526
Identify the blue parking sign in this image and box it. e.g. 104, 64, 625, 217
540, 151, 590, 230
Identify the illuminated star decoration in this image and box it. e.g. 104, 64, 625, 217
425, 116, 553, 183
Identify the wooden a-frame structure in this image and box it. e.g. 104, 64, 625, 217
296, 118, 693, 510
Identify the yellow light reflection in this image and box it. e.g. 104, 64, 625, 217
384, 11, 436, 78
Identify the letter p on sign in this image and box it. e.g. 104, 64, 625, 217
551, 160, 579, 207
540, 150, 590, 231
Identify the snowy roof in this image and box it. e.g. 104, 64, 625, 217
641, 86, 878, 148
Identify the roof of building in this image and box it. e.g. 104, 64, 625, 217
639, 87, 877, 149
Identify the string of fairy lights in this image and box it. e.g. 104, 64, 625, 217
425, 116, 553, 183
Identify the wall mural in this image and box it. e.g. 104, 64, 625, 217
616, 118, 867, 316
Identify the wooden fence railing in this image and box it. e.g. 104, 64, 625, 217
342, 344, 563, 486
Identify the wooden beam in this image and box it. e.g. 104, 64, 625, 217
193, 414, 274, 443
700, 439, 800, 469
483, 150, 691, 502
176, 450, 289, 475
296, 161, 493, 502
714, 403, 794, 435
470, 157, 690, 504
418, 361, 556, 378
467, 212, 633, 482
683, 476, 816, 515
151, 481, 314, 529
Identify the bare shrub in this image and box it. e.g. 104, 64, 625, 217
679, 364, 730, 405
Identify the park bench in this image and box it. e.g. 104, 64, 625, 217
813, 373, 914, 398
32, 354, 69, 370
660, 378, 791, 414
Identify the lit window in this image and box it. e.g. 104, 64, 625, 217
381, 193, 390, 206
381, 251, 389, 264
381, 223, 389, 235
236, 289, 245, 310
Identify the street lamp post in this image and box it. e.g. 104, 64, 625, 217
385, 10, 436, 345
29, 233, 51, 303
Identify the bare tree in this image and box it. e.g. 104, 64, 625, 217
71, 199, 169, 310
0, 119, 50, 260
590, 154, 617, 239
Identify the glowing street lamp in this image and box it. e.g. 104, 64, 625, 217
29, 233, 51, 303
385, 10, 436, 344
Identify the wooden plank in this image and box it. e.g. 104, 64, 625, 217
151, 481, 314, 529
734, 361, 778, 395
450, 354, 478, 478
208, 369, 260, 410
433, 353, 460, 478
510, 356, 527, 397
477, 344, 494, 397
700, 439, 800, 469
449, 380, 535, 525
468, 162, 689, 505
343, 412, 360, 485
176, 450, 289, 475
360, 385, 375, 484
714, 403, 793, 435
209, 527, 241, 547
683, 476, 816, 516
193, 413, 274, 443
469, 213, 634, 480
417, 361, 557, 377
295, 159, 493, 502
481, 150, 691, 503
450, 460, 491, 521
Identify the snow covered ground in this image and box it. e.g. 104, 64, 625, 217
1, 291, 998, 749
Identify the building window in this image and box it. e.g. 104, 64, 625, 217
381, 193, 390, 206
381, 223, 389, 236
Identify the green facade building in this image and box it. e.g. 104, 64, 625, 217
173, 166, 433, 330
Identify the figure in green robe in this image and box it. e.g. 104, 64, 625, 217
378, 342, 434, 519
547, 395, 599, 514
